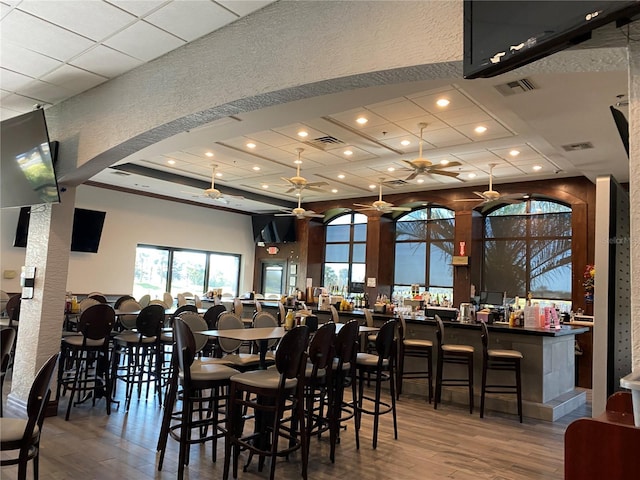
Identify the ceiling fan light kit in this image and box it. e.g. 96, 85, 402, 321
354, 178, 410, 213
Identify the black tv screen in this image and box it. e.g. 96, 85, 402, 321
71, 209, 106, 253
463, 1, 640, 79
14, 207, 106, 253
251, 214, 297, 244
272, 216, 296, 243
1, 109, 61, 208
480, 291, 505, 307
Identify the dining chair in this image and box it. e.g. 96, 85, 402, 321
362, 308, 377, 353
88, 293, 108, 303
137, 294, 151, 308
2, 295, 21, 329
396, 312, 433, 402
0, 352, 59, 480
223, 325, 310, 480
329, 305, 340, 324
113, 295, 135, 310
0, 290, 9, 317
163, 292, 175, 308
1, 327, 17, 417
78, 297, 100, 313
277, 302, 286, 327
209, 313, 263, 371
176, 293, 187, 307
232, 298, 244, 318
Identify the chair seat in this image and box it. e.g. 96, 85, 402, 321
62, 335, 107, 347
331, 358, 351, 371
367, 334, 377, 342
488, 349, 523, 359
114, 332, 157, 344
179, 361, 239, 382
404, 338, 433, 348
208, 353, 264, 368
0, 418, 38, 443
442, 344, 474, 354
230, 369, 298, 389
356, 352, 389, 368
304, 363, 327, 378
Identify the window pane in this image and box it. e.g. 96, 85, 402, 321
429, 242, 453, 287
325, 244, 350, 262
351, 263, 366, 283
530, 200, 571, 214
352, 243, 366, 262
398, 209, 428, 222
396, 221, 427, 241
530, 239, 572, 299
327, 214, 352, 226
483, 239, 526, 296
431, 207, 455, 220
484, 215, 527, 238
171, 251, 206, 295
429, 218, 454, 240
530, 212, 572, 237
262, 265, 283, 298
488, 203, 527, 216
324, 263, 350, 289
326, 224, 350, 242
133, 246, 168, 300
208, 253, 240, 297
394, 242, 426, 285
353, 223, 367, 242
353, 213, 368, 224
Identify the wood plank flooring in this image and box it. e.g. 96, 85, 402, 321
2, 376, 590, 479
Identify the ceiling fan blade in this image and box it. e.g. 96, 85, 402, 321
284, 187, 296, 194
402, 159, 416, 167
405, 171, 419, 181
353, 203, 373, 208
305, 181, 329, 187
274, 212, 294, 216
389, 206, 411, 211
439, 161, 462, 168
427, 169, 460, 178
456, 198, 485, 202
304, 211, 324, 218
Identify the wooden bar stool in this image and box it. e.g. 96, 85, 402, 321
434, 315, 474, 413
480, 321, 523, 422
396, 312, 433, 402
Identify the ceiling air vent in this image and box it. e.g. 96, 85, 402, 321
561, 142, 594, 152
495, 78, 537, 96
110, 170, 131, 176
383, 179, 407, 187
304, 135, 344, 151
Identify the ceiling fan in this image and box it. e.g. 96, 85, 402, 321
187, 164, 244, 204
275, 193, 324, 219
402, 122, 462, 180
354, 179, 411, 213
457, 163, 525, 208
281, 148, 328, 194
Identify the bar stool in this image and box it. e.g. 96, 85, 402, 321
434, 315, 474, 413
480, 321, 523, 422
396, 312, 433, 402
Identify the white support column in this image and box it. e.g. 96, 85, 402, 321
7, 188, 75, 412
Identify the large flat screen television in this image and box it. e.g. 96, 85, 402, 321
463, 1, 640, 79
14, 207, 106, 253
251, 215, 297, 244
1, 109, 61, 208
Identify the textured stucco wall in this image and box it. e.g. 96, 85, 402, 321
629, 43, 640, 372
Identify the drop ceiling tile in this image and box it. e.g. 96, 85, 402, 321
106, 0, 168, 18
393, 115, 448, 133
272, 124, 328, 144
216, 0, 275, 17
1, 107, 24, 120
103, 20, 185, 62
359, 122, 411, 141
1, 9, 95, 60
144, 0, 237, 41
1, 2, 13, 20
17, 79, 73, 104
411, 89, 475, 113
70, 45, 143, 78
41, 64, 107, 95
1, 68, 36, 91
17, 0, 135, 41
453, 150, 502, 165
328, 108, 388, 129
454, 120, 513, 141
249, 129, 299, 148
0, 42, 62, 78
423, 128, 473, 148
366, 99, 428, 122
436, 105, 492, 126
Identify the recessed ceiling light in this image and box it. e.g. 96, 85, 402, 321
356, 117, 368, 125
533, 165, 542, 171
167, 159, 176, 165
509, 149, 520, 157
369, 184, 376, 189
468, 172, 477, 179
417, 178, 424, 184
331, 189, 338, 193
262, 184, 269, 189
246, 142, 256, 149
216, 172, 223, 177
205, 152, 214, 157
252, 166, 260, 171
436, 98, 450, 107
400, 140, 410, 146
387, 167, 395, 172
344, 150, 353, 156
297, 130, 308, 137
474, 126, 487, 133
338, 174, 345, 179
439, 159, 449, 165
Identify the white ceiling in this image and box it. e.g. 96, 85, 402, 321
1, 1, 635, 214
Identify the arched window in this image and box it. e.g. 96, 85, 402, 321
483, 199, 572, 301
393, 207, 454, 301
323, 212, 367, 294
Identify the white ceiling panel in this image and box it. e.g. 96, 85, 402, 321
1, 68, 35, 91
16, 0, 136, 41
41, 64, 107, 94
70, 45, 143, 78
1, 9, 94, 60
216, 1, 274, 17
16, 79, 73, 104
144, 0, 237, 41
105, 0, 169, 18
367, 99, 428, 122
0, 41, 62, 78
103, 20, 185, 61
411, 89, 476, 113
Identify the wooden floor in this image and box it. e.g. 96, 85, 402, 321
2, 376, 590, 480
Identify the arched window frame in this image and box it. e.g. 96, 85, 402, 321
323, 212, 367, 294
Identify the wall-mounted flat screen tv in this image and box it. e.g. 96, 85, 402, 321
463, 1, 640, 79
14, 207, 106, 253
251, 215, 297, 244
1, 109, 61, 208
